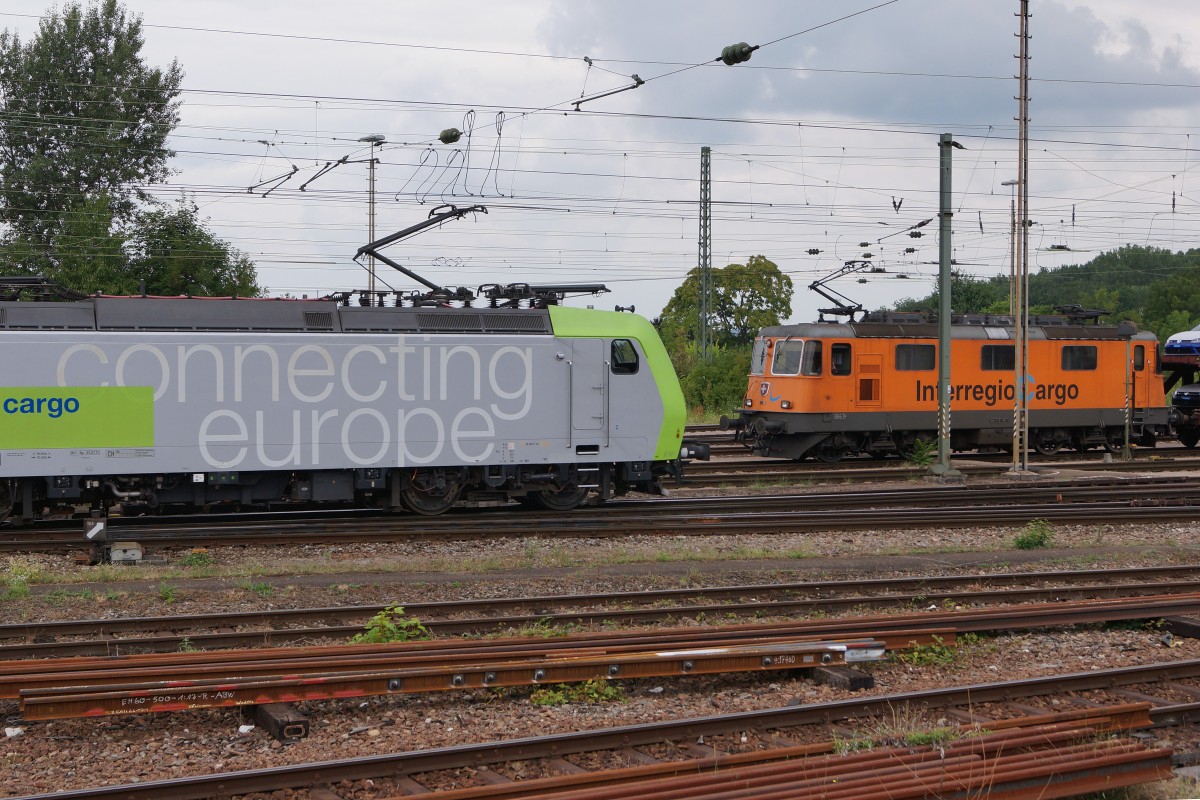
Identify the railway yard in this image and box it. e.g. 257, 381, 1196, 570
4, 432, 1200, 798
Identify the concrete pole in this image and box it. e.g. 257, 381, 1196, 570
932, 133, 961, 478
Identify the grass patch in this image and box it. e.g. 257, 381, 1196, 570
43, 588, 96, 606
839, 705, 967, 753
896, 635, 959, 667
242, 581, 274, 598
178, 549, 214, 568
3, 555, 46, 597
530, 679, 625, 706
509, 617, 582, 638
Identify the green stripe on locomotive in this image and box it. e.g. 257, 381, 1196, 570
547, 306, 687, 461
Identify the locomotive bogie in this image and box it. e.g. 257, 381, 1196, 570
725, 316, 1169, 461
0, 299, 699, 522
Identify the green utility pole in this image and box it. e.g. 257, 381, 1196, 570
932, 133, 962, 479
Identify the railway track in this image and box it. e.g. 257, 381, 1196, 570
6, 594, 1200, 719
684, 451, 1200, 485
8, 657, 1199, 800
5, 475, 1200, 552
10, 564, 1200, 658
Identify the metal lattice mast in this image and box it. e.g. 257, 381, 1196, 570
1012, 0, 1031, 473
698, 146, 712, 362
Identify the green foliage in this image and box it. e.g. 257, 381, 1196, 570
157, 583, 178, 604
892, 245, 1200, 346
178, 549, 214, 568
831, 734, 875, 754
678, 345, 753, 417
1014, 519, 1054, 550
658, 255, 794, 354
351, 604, 431, 644
897, 635, 959, 667
835, 708, 963, 754
246, 582, 274, 598
2, 582, 31, 600
44, 588, 94, 606
3, 556, 44, 585
0, 2, 260, 296
0, 1, 180, 253
903, 437, 937, 466
127, 198, 262, 297
902, 727, 958, 747
177, 636, 196, 653
512, 617, 581, 638
530, 679, 625, 706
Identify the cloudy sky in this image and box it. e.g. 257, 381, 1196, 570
2, 0, 1198, 322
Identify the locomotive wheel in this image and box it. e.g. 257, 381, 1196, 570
814, 446, 846, 463
398, 469, 463, 515
1180, 429, 1200, 449
528, 484, 589, 511
1033, 435, 1060, 456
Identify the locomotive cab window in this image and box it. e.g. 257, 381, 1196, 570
771, 339, 804, 376
801, 341, 823, 376
981, 345, 1015, 371
1134, 344, 1145, 371
831, 343, 852, 376
1062, 345, 1097, 371
610, 339, 639, 374
896, 344, 935, 371
750, 339, 768, 376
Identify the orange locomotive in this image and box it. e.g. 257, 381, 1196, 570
720, 311, 1170, 461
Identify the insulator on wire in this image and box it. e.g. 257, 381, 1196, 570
720, 42, 754, 65
439, 128, 462, 145
806, 248, 821, 255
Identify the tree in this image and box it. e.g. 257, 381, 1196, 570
52, 194, 131, 293
658, 255, 794, 358
896, 274, 1009, 314
0, 0, 183, 269
128, 199, 261, 297
0, 2, 261, 296
657, 255, 792, 417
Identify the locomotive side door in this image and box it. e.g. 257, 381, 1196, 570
855, 353, 882, 406
570, 338, 605, 432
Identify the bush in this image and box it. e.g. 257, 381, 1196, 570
351, 604, 430, 644
903, 437, 937, 466
679, 346, 752, 419
1014, 519, 1054, 549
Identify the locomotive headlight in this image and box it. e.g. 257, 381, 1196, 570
744, 399, 753, 407
781, 400, 792, 409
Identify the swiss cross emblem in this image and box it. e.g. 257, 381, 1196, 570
759, 382, 770, 397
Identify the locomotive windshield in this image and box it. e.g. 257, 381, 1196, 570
770, 339, 823, 376
750, 338, 769, 376
771, 339, 804, 375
